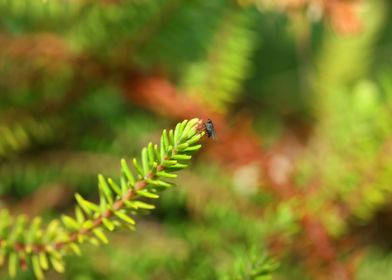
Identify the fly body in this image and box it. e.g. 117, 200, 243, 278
204, 119, 216, 139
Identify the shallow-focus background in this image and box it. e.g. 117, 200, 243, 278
1, 0, 392, 279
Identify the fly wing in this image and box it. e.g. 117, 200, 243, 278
210, 127, 216, 139
209, 122, 216, 140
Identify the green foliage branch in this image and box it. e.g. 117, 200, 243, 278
0, 118, 204, 279
0, 116, 58, 160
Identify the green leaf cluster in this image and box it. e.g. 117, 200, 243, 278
0, 116, 58, 159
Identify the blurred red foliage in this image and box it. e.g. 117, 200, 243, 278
276, 0, 362, 34
325, 0, 362, 33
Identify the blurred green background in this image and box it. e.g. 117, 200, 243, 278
1, 0, 392, 279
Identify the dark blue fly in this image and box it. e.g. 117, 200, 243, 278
204, 119, 216, 139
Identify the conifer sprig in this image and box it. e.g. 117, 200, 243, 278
0, 118, 205, 279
